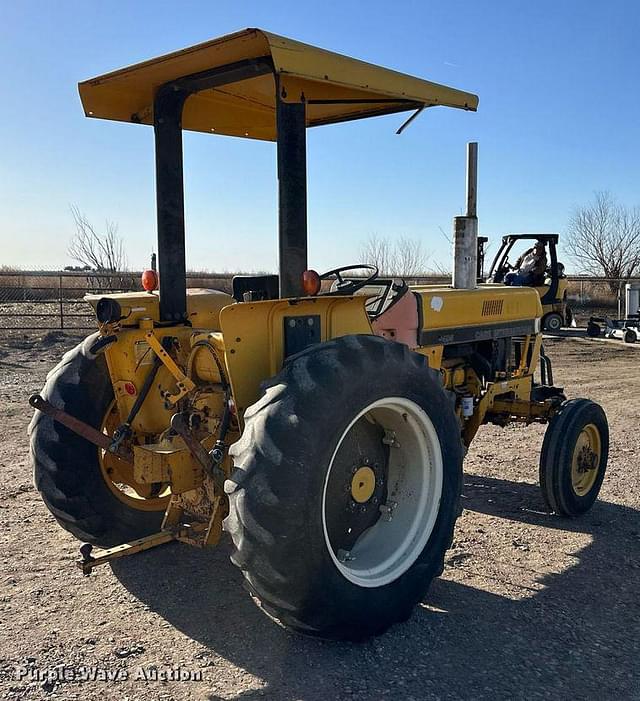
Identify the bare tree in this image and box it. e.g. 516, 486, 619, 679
393, 237, 430, 277
429, 260, 451, 277
68, 206, 127, 272
565, 192, 640, 291
67, 206, 131, 291
359, 234, 393, 275
359, 234, 431, 277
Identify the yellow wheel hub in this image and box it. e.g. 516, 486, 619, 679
99, 401, 169, 512
571, 423, 601, 496
351, 466, 376, 503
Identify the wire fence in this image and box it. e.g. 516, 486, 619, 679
0, 270, 234, 330
0, 269, 637, 331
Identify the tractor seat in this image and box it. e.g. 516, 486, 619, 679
232, 275, 279, 302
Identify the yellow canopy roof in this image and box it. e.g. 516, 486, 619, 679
78, 28, 478, 141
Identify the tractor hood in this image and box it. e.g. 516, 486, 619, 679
78, 28, 478, 141
85, 289, 233, 329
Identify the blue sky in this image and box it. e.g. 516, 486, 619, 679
1, 1, 638, 272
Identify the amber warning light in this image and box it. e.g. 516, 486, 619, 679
141, 269, 159, 292
302, 270, 321, 296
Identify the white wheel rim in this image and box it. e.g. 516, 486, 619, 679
322, 397, 443, 588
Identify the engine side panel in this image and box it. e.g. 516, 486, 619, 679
413, 285, 542, 345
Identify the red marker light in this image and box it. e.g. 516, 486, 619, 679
302, 269, 321, 296
141, 269, 158, 292
124, 382, 137, 396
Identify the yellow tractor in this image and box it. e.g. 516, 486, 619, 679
29, 29, 608, 641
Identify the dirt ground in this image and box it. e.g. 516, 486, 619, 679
0, 331, 638, 700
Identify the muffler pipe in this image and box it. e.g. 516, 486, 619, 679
452, 142, 478, 290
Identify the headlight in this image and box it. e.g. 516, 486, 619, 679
96, 297, 122, 324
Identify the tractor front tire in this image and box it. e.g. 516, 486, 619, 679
29, 334, 165, 547
539, 399, 609, 516
224, 334, 463, 640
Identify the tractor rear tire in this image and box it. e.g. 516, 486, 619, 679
29, 333, 165, 547
224, 334, 463, 640
539, 399, 609, 516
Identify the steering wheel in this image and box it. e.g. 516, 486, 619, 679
318, 264, 379, 296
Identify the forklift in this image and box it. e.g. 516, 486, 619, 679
484, 233, 572, 331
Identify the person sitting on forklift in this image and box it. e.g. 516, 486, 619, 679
504, 240, 547, 286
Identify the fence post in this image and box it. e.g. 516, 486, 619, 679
618, 280, 622, 319
59, 274, 64, 330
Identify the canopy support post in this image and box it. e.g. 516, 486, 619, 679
151, 58, 275, 321
154, 86, 188, 322
276, 100, 308, 298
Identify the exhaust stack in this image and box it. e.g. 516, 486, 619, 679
452, 142, 478, 289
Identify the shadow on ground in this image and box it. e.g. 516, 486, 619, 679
112, 476, 640, 700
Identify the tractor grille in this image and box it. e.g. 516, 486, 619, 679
482, 299, 504, 316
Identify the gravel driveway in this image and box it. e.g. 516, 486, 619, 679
0, 332, 638, 700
